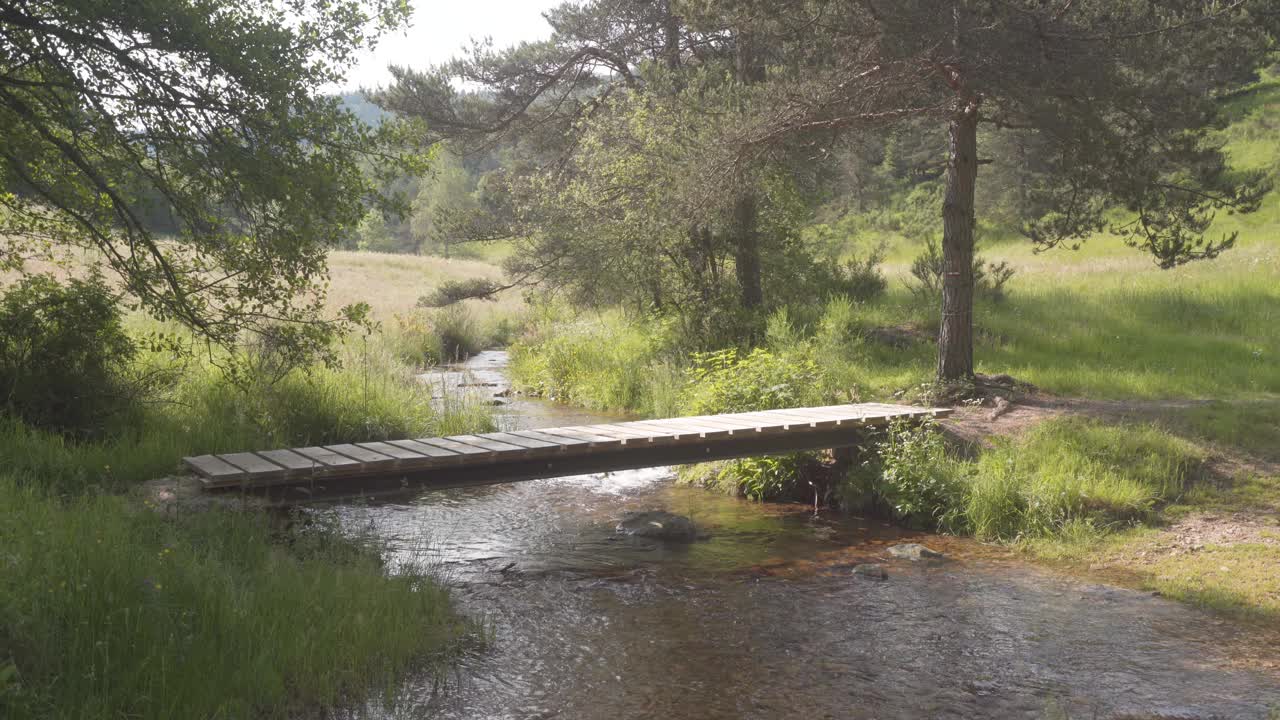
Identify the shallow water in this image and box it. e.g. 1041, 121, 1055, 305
334, 351, 1280, 719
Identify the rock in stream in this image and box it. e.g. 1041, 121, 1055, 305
616, 511, 704, 542
852, 563, 888, 580
887, 543, 946, 561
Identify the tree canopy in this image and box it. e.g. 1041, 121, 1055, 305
718, 0, 1276, 377
0, 0, 421, 354
382, 0, 1277, 377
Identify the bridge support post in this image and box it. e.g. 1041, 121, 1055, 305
831, 444, 857, 475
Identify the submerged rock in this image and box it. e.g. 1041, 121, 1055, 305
616, 511, 703, 542
852, 563, 888, 580
887, 543, 946, 561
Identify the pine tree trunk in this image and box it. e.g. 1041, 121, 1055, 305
937, 103, 979, 381
662, 0, 681, 71
732, 28, 766, 311
732, 193, 763, 309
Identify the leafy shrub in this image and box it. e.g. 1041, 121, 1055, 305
679, 347, 826, 501
667, 302, 765, 354
783, 243, 888, 306
419, 277, 502, 307
907, 236, 1016, 302
847, 420, 969, 530
716, 454, 817, 502
764, 307, 805, 350
434, 305, 483, 361
814, 295, 862, 355
0, 275, 142, 437
680, 347, 823, 415
828, 248, 889, 302
384, 306, 488, 367
486, 313, 524, 347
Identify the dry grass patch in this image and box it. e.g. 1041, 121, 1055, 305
327, 250, 523, 321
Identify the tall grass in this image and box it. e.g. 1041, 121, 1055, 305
0, 320, 496, 719
512, 250, 1280, 407
510, 309, 679, 415
0, 476, 472, 720
4, 329, 494, 495
964, 418, 1204, 540
844, 417, 1204, 542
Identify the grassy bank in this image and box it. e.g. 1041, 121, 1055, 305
0, 331, 494, 718
1023, 456, 1280, 623
0, 250, 521, 718
0, 477, 472, 719
511, 301, 1279, 616
4, 327, 495, 496
510, 241, 1279, 406
508, 297, 1278, 620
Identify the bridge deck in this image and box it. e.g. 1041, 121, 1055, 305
184, 403, 949, 494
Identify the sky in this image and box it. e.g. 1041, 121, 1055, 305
338, 0, 565, 91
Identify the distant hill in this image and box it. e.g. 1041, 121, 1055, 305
339, 92, 389, 126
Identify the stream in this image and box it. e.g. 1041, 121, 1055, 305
333, 350, 1280, 720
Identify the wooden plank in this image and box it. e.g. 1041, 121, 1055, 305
414, 437, 494, 457
508, 429, 591, 448
325, 444, 396, 467
220, 452, 286, 480
578, 424, 663, 444
479, 432, 561, 451
184, 454, 245, 481
683, 412, 766, 427
532, 426, 625, 446
447, 434, 533, 454
649, 417, 738, 436
678, 416, 767, 433
774, 407, 873, 424
798, 405, 935, 425
194, 403, 953, 493
754, 410, 842, 428
294, 446, 362, 469
613, 420, 698, 440
703, 411, 795, 430
852, 403, 943, 418
577, 423, 654, 438
622, 419, 728, 440
256, 449, 317, 474
358, 441, 436, 467
387, 438, 463, 460
801, 403, 896, 416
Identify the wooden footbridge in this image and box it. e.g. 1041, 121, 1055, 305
184, 403, 948, 500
